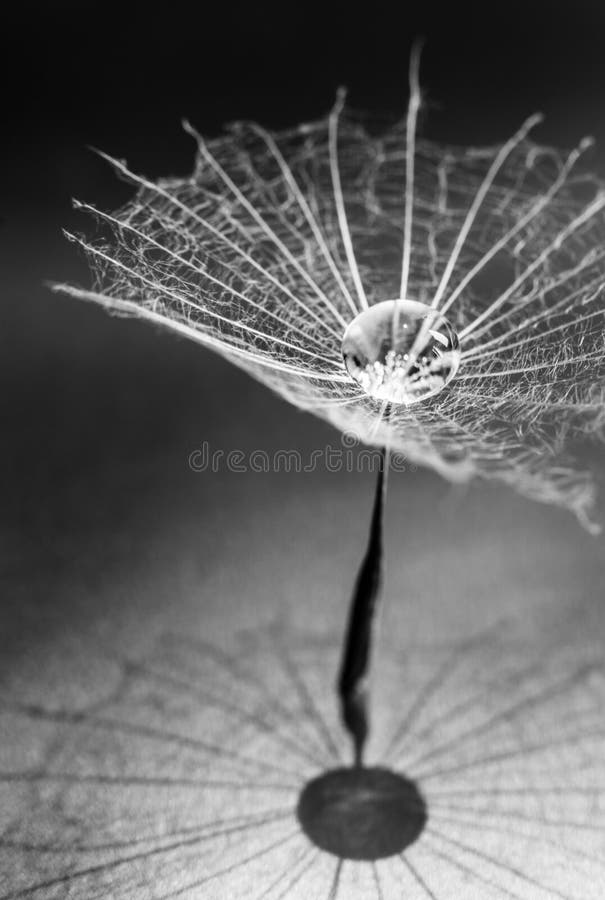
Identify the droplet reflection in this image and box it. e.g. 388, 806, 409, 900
342, 299, 460, 404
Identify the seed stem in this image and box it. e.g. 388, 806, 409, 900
337, 444, 390, 766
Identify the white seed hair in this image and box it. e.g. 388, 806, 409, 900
55, 94, 605, 530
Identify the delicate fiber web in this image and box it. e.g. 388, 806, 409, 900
56, 102, 605, 528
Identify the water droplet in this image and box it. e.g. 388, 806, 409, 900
342, 299, 461, 404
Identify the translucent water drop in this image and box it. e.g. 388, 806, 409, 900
342, 299, 461, 404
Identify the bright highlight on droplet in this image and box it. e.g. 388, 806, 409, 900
342, 299, 461, 404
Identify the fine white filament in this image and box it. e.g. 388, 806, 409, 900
55, 64, 605, 530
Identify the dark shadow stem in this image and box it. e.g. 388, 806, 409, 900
337, 444, 390, 766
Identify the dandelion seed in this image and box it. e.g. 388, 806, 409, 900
55, 64, 605, 529
45, 46, 605, 898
